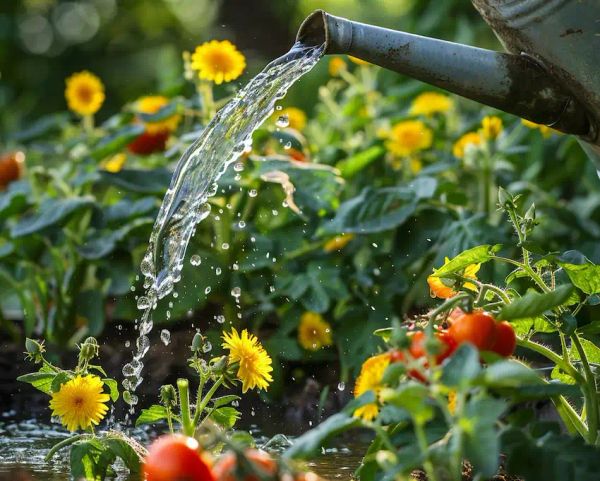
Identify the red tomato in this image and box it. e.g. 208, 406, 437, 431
0, 151, 24, 189
409, 330, 456, 364
143, 434, 214, 481
128, 130, 169, 155
490, 321, 516, 357
448, 311, 497, 351
212, 449, 277, 481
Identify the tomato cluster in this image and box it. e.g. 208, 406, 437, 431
143, 434, 320, 481
389, 311, 516, 382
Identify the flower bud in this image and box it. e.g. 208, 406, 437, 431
25, 338, 45, 363
191, 332, 204, 352
209, 356, 228, 376
159, 384, 178, 407
79, 337, 99, 361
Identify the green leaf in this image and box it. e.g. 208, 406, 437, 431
98, 168, 171, 194
511, 316, 557, 336
51, 372, 72, 392
102, 378, 119, 402
480, 361, 541, 387
78, 217, 153, 260
11, 112, 70, 141
11, 197, 96, 237
17, 371, 56, 395
90, 124, 145, 160
211, 395, 241, 408
210, 407, 241, 428
136, 405, 169, 427
373, 327, 393, 342
559, 261, 600, 295
381, 383, 433, 424
499, 285, 573, 321
102, 437, 141, 473
336, 145, 384, 178
432, 244, 501, 277
70, 439, 113, 481
322, 177, 437, 234
441, 344, 481, 388
0, 181, 31, 220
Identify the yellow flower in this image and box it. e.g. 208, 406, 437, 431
481, 115, 503, 140
298, 312, 333, 351
222, 328, 273, 392
386, 120, 433, 157
348, 55, 370, 66
135, 95, 181, 134
323, 233, 355, 252
103, 153, 126, 173
275, 107, 307, 131
522, 119, 553, 138
448, 390, 457, 415
427, 257, 480, 299
328, 57, 346, 76
49, 375, 110, 432
452, 132, 481, 159
353, 353, 391, 421
191, 40, 246, 85
65, 71, 105, 116
410, 92, 453, 117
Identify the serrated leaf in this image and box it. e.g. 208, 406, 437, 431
559, 261, 600, 295
102, 438, 141, 473
210, 407, 240, 428
51, 372, 72, 392
16, 371, 56, 395
499, 285, 573, 320
102, 378, 119, 402
211, 395, 241, 408
135, 405, 168, 427
432, 244, 501, 277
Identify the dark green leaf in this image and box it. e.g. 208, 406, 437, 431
99, 168, 171, 194
499, 285, 573, 320
441, 344, 481, 388
102, 437, 142, 473
90, 124, 145, 160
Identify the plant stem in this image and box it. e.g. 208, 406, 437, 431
517, 337, 584, 383
198, 82, 215, 122
44, 434, 86, 461
413, 420, 439, 481
506, 207, 529, 266
492, 256, 549, 293
177, 378, 194, 437
193, 376, 224, 426
571, 334, 599, 444
554, 395, 589, 439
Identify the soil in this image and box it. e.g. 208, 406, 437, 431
411, 459, 523, 481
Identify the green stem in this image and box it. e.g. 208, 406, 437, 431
492, 256, 550, 293
177, 379, 194, 437
199, 82, 215, 121
193, 376, 224, 426
506, 207, 529, 266
572, 334, 599, 444
45, 434, 86, 461
414, 420, 439, 481
166, 406, 174, 434
554, 395, 589, 439
517, 337, 584, 383
427, 293, 471, 322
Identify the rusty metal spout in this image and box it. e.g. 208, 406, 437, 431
296, 9, 592, 140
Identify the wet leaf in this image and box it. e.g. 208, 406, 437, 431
432, 244, 501, 277
499, 285, 573, 321
136, 405, 169, 427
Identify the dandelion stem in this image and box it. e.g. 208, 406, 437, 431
177, 378, 194, 437
44, 434, 86, 461
193, 376, 224, 427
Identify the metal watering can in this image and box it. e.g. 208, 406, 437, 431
296, 1, 600, 164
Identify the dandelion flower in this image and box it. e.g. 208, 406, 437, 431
386, 120, 433, 157
481, 115, 503, 140
522, 119, 553, 138
452, 132, 481, 159
222, 328, 273, 392
328, 57, 346, 76
191, 40, 246, 85
323, 233, 354, 253
65, 71, 105, 116
298, 312, 333, 351
275, 107, 307, 131
353, 353, 391, 421
427, 257, 480, 299
410, 92, 453, 117
135, 95, 181, 134
49, 375, 110, 432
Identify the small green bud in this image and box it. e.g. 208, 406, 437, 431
209, 356, 228, 376
79, 337, 99, 361
25, 338, 45, 363
159, 384, 178, 407
191, 332, 204, 352
497, 186, 512, 207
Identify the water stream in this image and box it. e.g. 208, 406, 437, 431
121, 42, 325, 408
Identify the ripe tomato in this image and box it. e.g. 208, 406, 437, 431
212, 449, 277, 481
143, 434, 214, 481
409, 330, 456, 364
128, 130, 169, 155
448, 311, 497, 351
0, 151, 24, 189
490, 321, 516, 357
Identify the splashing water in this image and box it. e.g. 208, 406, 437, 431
121, 42, 325, 408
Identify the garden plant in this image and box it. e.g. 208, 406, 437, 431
2, 2, 600, 481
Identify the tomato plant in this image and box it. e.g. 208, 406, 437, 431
448, 311, 497, 351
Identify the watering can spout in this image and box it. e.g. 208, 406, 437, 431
296, 10, 593, 140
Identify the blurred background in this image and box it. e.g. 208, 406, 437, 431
1, 0, 498, 137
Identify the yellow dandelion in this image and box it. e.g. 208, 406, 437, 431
353, 353, 391, 421
323, 233, 355, 253
522, 119, 553, 138
103, 153, 126, 173
427, 257, 480, 299
222, 328, 273, 393
191, 40, 246, 85
410, 92, 453, 117
135, 95, 181, 134
481, 115, 503, 140
452, 132, 481, 159
298, 312, 333, 351
49, 375, 110, 432
275, 107, 307, 131
65, 71, 105, 116
386, 120, 433, 157
348, 55, 370, 66
328, 57, 347, 76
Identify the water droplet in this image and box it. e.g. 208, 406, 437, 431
249, 189, 258, 197
216, 315, 225, 324
202, 341, 212, 353
284, 141, 292, 150
238, 220, 246, 229
221, 243, 230, 250
231, 287, 241, 298
190, 255, 202, 266
337, 382, 346, 391
215, 267, 222, 275
276, 105, 282, 111
234, 162, 244, 172
160, 329, 171, 346
276, 115, 289, 128
137, 296, 151, 310
125, 340, 130, 348
205, 286, 212, 295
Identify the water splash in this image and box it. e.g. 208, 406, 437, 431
122, 42, 325, 409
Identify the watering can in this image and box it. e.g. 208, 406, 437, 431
295, 1, 600, 165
